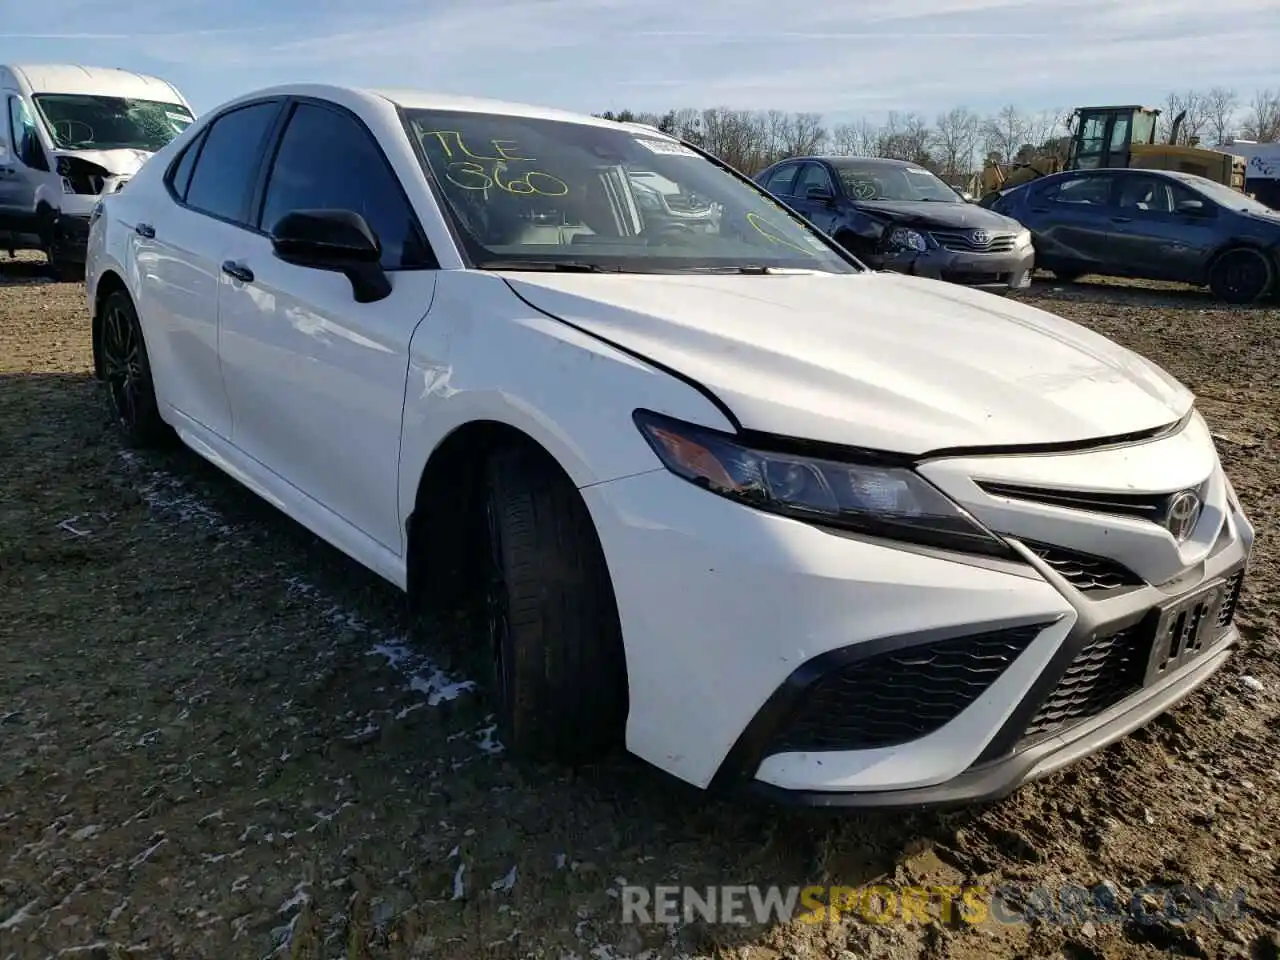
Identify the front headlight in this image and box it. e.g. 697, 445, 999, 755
884, 227, 928, 253
633, 410, 1013, 558
1014, 228, 1033, 247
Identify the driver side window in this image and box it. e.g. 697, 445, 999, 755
8, 97, 49, 171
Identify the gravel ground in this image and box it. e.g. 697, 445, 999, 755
1, 254, 1278, 960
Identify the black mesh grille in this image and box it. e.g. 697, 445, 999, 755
1019, 626, 1148, 744
767, 625, 1046, 754
1024, 541, 1144, 592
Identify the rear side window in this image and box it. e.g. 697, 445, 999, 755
184, 101, 279, 224
257, 101, 433, 269
166, 129, 206, 201
1041, 174, 1111, 206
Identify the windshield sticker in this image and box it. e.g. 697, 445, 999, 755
634, 138, 700, 158
418, 129, 569, 197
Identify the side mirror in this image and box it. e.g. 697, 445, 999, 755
1175, 199, 1207, 215
806, 185, 835, 204
269, 208, 391, 303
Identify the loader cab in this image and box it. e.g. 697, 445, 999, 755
1066, 106, 1160, 170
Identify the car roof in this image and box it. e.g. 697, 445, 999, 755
209, 83, 676, 138
3, 63, 186, 103
773, 156, 925, 169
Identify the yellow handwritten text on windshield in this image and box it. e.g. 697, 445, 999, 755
745, 211, 813, 254
419, 130, 569, 198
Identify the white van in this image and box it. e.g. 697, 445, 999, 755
0, 63, 194, 278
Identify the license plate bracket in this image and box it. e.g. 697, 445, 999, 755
1141, 576, 1232, 685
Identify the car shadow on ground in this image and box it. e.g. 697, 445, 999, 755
0, 254, 57, 286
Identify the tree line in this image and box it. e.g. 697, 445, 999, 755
597, 87, 1280, 180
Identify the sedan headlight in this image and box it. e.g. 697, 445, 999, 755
884, 227, 928, 253
633, 410, 1012, 558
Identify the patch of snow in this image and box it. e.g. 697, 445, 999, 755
491, 865, 517, 893
452, 862, 466, 901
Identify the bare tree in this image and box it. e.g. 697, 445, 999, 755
981, 105, 1029, 165
1240, 88, 1280, 141
779, 112, 827, 158
1203, 87, 1240, 144
931, 107, 980, 176
1158, 91, 1209, 144
877, 112, 933, 165
830, 118, 880, 156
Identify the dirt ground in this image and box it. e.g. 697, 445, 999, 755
1, 252, 1278, 960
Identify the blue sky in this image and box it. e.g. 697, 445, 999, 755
4, 0, 1278, 123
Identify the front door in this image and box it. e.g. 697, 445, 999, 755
1108, 173, 1222, 282
0, 96, 48, 225
1026, 172, 1120, 273
217, 99, 439, 552
789, 161, 841, 234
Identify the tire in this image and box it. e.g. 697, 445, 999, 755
47, 252, 85, 283
482, 441, 628, 763
1208, 247, 1273, 305
99, 290, 169, 447
1051, 269, 1084, 283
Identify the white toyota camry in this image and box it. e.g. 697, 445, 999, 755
85, 84, 1255, 808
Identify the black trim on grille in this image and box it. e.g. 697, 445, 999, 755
1022, 540, 1145, 592
766, 625, 1043, 755
707, 614, 1061, 790
1017, 624, 1147, 745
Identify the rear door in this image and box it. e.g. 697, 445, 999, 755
133, 98, 284, 438
1023, 172, 1121, 273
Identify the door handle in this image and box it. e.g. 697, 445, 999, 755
221, 260, 254, 283
134, 222, 155, 238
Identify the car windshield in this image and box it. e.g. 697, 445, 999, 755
833, 162, 962, 202
33, 94, 194, 151
404, 109, 857, 273
1177, 174, 1278, 217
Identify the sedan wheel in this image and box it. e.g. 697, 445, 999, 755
1208, 248, 1273, 305
99, 290, 169, 447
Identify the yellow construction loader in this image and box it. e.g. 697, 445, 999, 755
979, 105, 1247, 205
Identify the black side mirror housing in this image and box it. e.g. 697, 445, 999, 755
269, 209, 391, 303
805, 185, 835, 204
1175, 199, 1207, 216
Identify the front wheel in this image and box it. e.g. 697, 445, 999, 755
1208, 247, 1273, 304
482, 442, 628, 763
99, 290, 169, 447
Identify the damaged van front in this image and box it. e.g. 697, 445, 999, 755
0, 63, 194, 279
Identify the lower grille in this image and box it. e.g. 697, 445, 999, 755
1024, 541, 1144, 592
1218, 570, 1245, 629
768, 624, 1046, 755
1019, 626, 1147, 744
941, 270, 1005, 285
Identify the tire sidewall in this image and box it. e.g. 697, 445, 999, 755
101, 291, 163, 444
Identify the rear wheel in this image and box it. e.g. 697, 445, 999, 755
1208, 247, 1273, 304
99, 290, 169, 447
1051, 269, 1084, 283
482, 441, 628, 763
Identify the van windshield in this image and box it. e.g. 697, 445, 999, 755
404, 109, 857, 274
33, 94, 193, 152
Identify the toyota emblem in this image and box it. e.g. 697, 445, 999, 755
971, 229, 990, 245
1164, 490, 1202, 542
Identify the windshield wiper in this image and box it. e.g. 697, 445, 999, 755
476, 259, 621, 273
670, 264, 776, 274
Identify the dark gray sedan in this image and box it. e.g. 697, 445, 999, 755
991, 168, 1280, 304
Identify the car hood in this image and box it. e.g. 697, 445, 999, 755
51, 147, 154, 177
503, 270, 1194, 454
852, 199, 1021, 231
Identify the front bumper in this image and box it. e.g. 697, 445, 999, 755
880, 245, 1035, 290
52, 213, 91, 262
583, 415, 1253, 806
